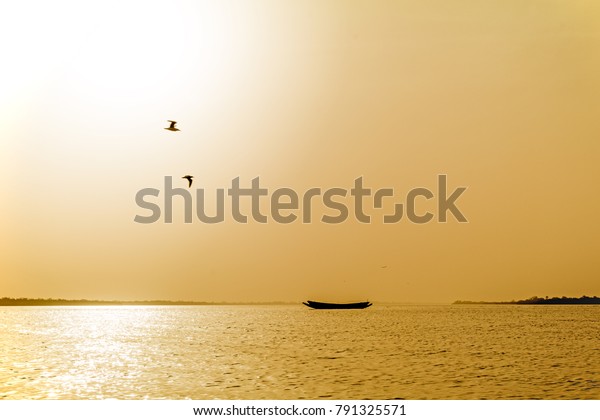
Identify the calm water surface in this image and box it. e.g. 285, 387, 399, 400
0, 305, 598, 399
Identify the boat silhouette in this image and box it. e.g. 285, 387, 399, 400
302, 300, 372, 309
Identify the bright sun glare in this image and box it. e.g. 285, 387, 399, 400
1, 1, 245, 120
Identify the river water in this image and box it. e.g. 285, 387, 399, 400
0, 305, 598, 399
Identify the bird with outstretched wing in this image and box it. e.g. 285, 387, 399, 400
164, 120, 180, 131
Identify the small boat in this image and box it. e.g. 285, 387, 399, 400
302, 300, 372, 309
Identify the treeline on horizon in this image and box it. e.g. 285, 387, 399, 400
0, 298, 290, 306
0, 297, 215, 306
453, 296, 600, 305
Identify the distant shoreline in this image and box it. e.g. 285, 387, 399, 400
3, 296, 599, 306
453, 296, 600, 305
0, 298, 291, 306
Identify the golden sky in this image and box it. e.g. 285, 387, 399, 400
1, 0, 599, 303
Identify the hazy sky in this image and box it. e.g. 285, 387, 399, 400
1, 1, 599, 303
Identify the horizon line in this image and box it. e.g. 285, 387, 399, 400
0, 297, 449, 306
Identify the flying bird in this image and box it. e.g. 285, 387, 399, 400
164, 120, 180, 131
182, 175, 193, 188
